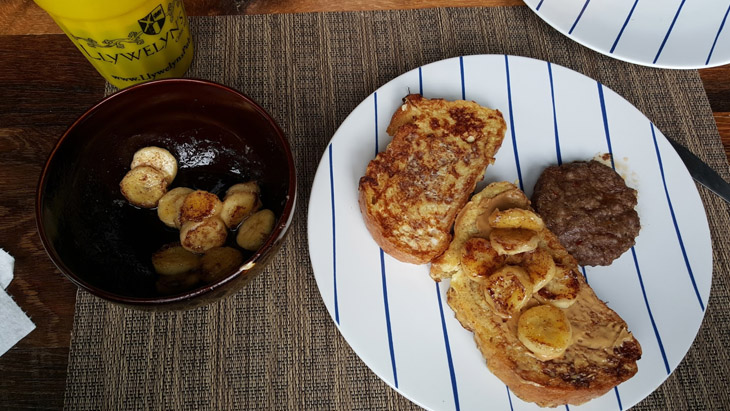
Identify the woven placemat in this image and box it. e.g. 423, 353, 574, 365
64, 7, 730, 410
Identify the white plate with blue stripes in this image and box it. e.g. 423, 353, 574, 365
307, 55, 712, 410
523, 0, 730, 68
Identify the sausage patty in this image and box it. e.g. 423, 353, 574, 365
532, 160, 640, 266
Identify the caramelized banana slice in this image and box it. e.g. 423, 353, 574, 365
521, 248, 557, 293
236, 209, 276, 251
120, 166, 168, 208
535, 265, 580, 308
460, 237, 505, 278
157, 187, 194, 228
131, 146, 178, 184
490, 228, 539, 256
156, 271, 201, 295
482, 265, 532, 318
151, 243, 201, 276
180, 216, 228, 253
220, 191, 261, 228
200, 247, 244, 284
179, 190, 223, 225
488, 208, 545, 232
227, 181, 260, 195
518, 304, 572, 361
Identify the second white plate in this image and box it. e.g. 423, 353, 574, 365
523, 0, 730, 68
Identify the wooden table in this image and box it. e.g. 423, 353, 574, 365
0, 0, 728, 408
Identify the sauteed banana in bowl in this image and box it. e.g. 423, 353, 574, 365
36, 79, 296, 310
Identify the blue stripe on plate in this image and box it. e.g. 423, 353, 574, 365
374, 92, 380, 154
653, 0, 687, 64
419, 67, 423, 95
610, 0, 640, 54
547, 62, 562, 165
379, 249, 399, 387
630, 248, 671, 374
599, 81, 670, 375
597, 83, 616, 170
435, 282, 460, 411
569, 0, 592, 34
373, 92, 399, 387
536, 0, 546, 11
504, 55, 524, 190
706, 2, 730, 65
565, 405, 570, 411
328, 144, 339, 324
614, 386, 623, 410
581, 266, 588, 285
649, 123, 705, 311
502, 56, 522, 408
460, 56, 466, 99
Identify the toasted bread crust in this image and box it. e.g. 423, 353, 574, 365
359, 94, 506, 264
444, 183, 641, 407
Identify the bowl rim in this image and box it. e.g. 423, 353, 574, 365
35, 78, 297, 306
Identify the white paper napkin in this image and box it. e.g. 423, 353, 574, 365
0, 248, 36, 356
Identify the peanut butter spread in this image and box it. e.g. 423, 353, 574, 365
452, 183, 641, 392
443, 182, 642, 406
477, 188, 636, 363
502, 284, 640, 388
504, 285, 637, 363
568, 291, 634, 351
474, 189, 530, 235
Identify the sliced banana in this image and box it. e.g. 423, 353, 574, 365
488, 208, 545, 232
131, 146, 178, 185
227, 181, 260, 196
521, 248, 557, 293
200, 246, 244, 284
180, 216, 228, 253
119, 165, 168, 208
220, 190, 261, 228
490, 228, 540, 256
157, 187, 194, 228
151, 243, 201, 276
535, 265, 580, 308
236, 209, 276, 251
179, 190, 223, 225
460, 237, 505, 279
518, 304, 572, 361
482, 265, 533, 318
156, 271, 201, 295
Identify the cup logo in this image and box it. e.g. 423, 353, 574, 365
138, 5, 167, 35
61, 0, 192, 86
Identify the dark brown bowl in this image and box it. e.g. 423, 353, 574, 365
36, 79, 296, 310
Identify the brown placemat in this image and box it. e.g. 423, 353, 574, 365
64, 7, 730, 410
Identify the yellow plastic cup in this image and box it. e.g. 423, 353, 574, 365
34, 0, 194, 89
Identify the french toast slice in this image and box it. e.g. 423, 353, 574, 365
358, 94, 506, 264
440, 182, 642, 407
